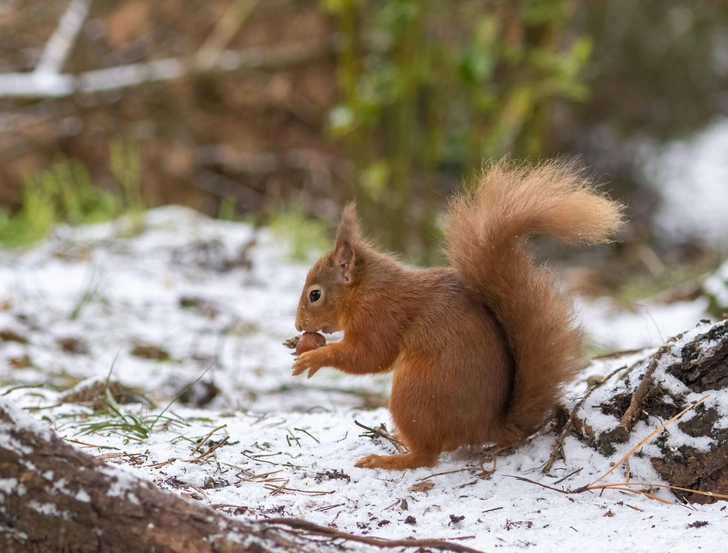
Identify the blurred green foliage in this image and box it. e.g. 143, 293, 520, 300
270, 206, 332, 261
324, 0, 591, 259
0, 140, 144, 247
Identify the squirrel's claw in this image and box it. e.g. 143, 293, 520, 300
283, 335, 301, 349
291, 362, 306, 376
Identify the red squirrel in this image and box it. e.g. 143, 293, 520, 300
292, 160, 624, 470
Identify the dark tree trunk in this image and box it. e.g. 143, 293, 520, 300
552, 319, 728, 503
0, 399, 480, 553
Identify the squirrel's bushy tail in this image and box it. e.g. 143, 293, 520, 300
444, 159, 624, 442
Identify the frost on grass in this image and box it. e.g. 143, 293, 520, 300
0, 207, 725, 553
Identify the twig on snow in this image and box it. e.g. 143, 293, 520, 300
354, 420, 407, 454
260, 517, 483, 553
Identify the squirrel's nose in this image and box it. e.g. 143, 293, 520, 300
295, 322, 302, 332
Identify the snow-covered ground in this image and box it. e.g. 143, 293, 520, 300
1, 208, 726, 552
580, 296, 711, 352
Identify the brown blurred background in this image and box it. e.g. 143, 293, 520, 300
1, 0, 727, 278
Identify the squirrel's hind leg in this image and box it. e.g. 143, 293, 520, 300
354, 448, 438, 470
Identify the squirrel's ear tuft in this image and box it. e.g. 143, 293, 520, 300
335, 203, 361, 245
334, 203, 360, 284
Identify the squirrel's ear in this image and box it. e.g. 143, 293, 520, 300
334, 203, 360, 284
334, 240, 356, 284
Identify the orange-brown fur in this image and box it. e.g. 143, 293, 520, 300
293, 159, 624, 470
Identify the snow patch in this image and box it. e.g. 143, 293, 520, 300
28, 500, 74, 520
0, 479, 18, 496
642, 117, 728, 248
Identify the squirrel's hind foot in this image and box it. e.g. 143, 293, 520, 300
355, 451, 438, 470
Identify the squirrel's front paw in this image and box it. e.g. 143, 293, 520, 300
292, 351, 321, 379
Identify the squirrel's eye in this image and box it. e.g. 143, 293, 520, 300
309, 290, 321, 303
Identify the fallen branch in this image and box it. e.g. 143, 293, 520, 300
260, 518, 483, 553
0, 38, 334, 99
618, 344, 671, 434
35, 0, 92, 75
